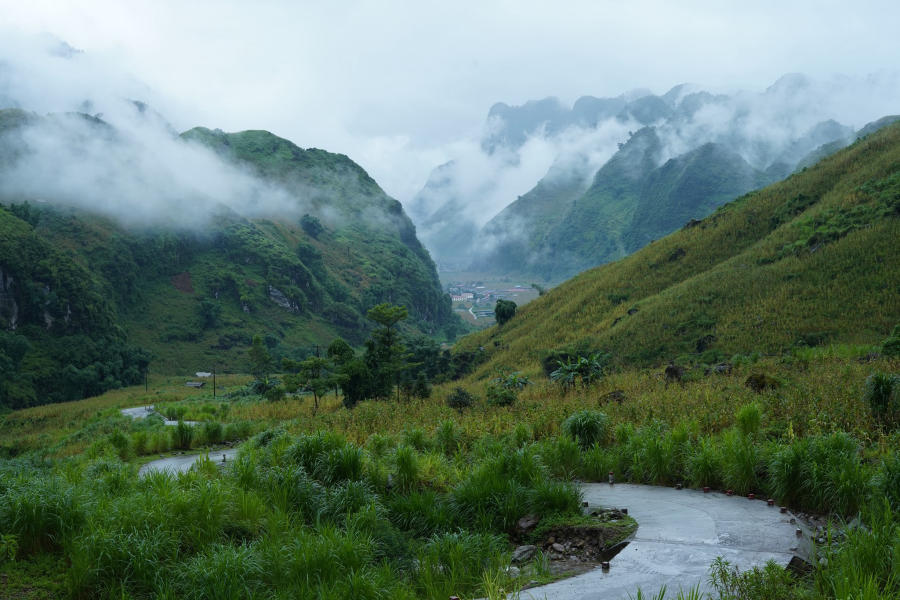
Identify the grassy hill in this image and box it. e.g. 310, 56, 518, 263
0, 110, 461, 409
456, 121, 900, 377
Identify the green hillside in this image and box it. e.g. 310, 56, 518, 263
457, 121, 900, 376
0, 111, 461, 409
476, 128, 773, 280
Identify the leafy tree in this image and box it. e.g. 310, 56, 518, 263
300, 214, 324, 238
338, 358, 373, 409
283, 355, 332, 413
494, 299, 517, 326
197, 298, 222, 329
248, 334, 273, 384
327, 337, 355, 365
365, 303, 410, 400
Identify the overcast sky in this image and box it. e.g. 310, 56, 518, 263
2, 0, 899, 201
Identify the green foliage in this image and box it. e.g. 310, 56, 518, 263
494, 299, 517, 326
550, 352, 610, 392
247, 334, 273, 382
485, 383, 517, 407
864, 372, 899, 429
455, 121, 900, 373
561, 410, 609, 449
708, 557, 797, 600
882, 324, 900, 357
735, 403, 763, 437
446, 387, 475, 410
171, 421, 194, 450
300, 213, 324, 238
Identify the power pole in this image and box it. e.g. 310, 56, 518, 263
213, 367, 216, 399
145, 366, 149, 392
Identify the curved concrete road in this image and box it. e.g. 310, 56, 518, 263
121, 405, 199, 426
138, 448, 239, 476
520, 483, 802, 600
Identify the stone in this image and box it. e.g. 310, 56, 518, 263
511, 545, 537, 564
517, 514, 540, 534
551, 543, 565, 553
506, 565, 521, 578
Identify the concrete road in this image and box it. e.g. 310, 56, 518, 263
138, 448, 239, 476
121, 405, 199, 426
520, 483, 801, 600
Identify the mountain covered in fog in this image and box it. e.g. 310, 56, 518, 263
410, 75, 899, 279
0, 108, 460, 409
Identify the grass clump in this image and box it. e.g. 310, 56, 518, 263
561, 410, 609, 449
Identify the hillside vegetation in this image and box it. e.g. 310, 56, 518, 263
0, 110, 460, 409
457, 121, 900, 376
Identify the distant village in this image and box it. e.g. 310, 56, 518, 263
445, 280, 537, 322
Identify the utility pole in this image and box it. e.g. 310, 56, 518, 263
144, 366, 149, 392
213, 366, 216, 399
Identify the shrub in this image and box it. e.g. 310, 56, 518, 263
394, 446, 420, 492
485, 383, 516, 406
202, 421, 224, 445
494, 299, 516, 325
401, 428, 430, 452
171, 421, 194, 450
864, 372, 899, 428
417, 531, 507, 599
446, 387, 475, 410
223, 421, 253, 442
881, 324, 900, 357
735, 403, 763, 437
434, 420, 461, 456
872, 452, 900, 511
720, 429, 759, 495
688, 436, 722, 488
561, 410, 609, 449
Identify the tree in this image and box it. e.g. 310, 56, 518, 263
339, 358, 373, 409
300, 214, 324, 238
197, 298, 222, 329
365, 303, 410, 401
494, 299, 517, 326
327, 337, 355, 365
248, 334, 273, 383
283, 355, 332, 414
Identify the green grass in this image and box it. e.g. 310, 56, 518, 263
454, 122, 900, 376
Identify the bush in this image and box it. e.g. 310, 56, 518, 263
881, 324, 900, 357
434, 420, 461, 456
735, 403, 762, 437
485, 383, 516, 406
445, 387, 475, 410
171, 421, 194, 450
872, 452, 900, 511
561, 410, 609, 449
864, 372, 899, 428
202, 421, 224, 445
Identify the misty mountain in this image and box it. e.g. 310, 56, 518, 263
475, 130, 771, 279
0, 108, 460, 409
410, 75, 891, 278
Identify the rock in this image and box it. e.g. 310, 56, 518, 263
712, 362, 732, 375
786, 555, 813, 577
683, 218, 702, 229
506, 565, 521, 578
664, 363, 684, 385
600, 390, 626, 404
551, 543, 565, 553
745, 373, 780, 393
517, 514, 540, 534
511, 545, 537, 564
